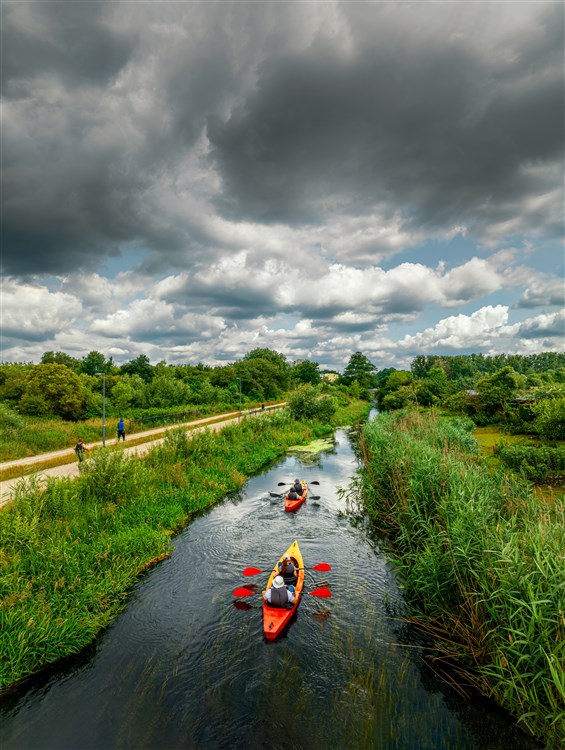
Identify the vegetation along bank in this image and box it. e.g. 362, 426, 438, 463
354, 408, 564, 748
0, 399, 369, 692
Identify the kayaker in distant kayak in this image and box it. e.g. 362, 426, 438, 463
263, 576, 295, 608
278, 553, 297, 582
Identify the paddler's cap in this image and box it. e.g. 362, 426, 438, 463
283, 554, 291, 561
295, 478, 300, 483
273, 575, 285, 589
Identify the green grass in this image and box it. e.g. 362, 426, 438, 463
354, 408, 564, 748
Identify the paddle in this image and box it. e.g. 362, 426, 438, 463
269, 492, 320, 499
233, 586, 332, 598
242, 562, 331, 576
277, 481, 320, 486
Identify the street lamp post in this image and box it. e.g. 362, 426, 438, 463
96, 372, 107, 447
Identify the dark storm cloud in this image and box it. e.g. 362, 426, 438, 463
2, 1, 134, 97
208, 2, 564, 237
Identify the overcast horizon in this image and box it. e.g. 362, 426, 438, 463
2, 0, 564, 372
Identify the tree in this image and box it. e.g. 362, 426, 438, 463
476, 366, 521, 417
341, 352, 377, 388
292, 360, 321, 385
376, 370, 413, 408
533, 398, 565, 440
19, 364, 85, 419
80, 351, 109, 376
120, 354, 154, 383
41, 351, 81, 372
287, 384, 337, 422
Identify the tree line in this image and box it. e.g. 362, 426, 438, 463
1, 348, 564, 438
0, 348, 360, 423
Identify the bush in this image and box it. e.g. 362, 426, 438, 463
287, 385, 337, 422
495, 442, 565, 483
533, 397, 565, 440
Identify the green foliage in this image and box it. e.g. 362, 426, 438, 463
287, 384, 337, 422
376, 370, 413, 409
80, 350, 111, 376
41, 351, 82, 372
235, 352, 289, 399
476, 366, 521, 416
292, 359, 321, 385
533, 397, 565, 440
120, 354, 154, 383
0, 402, 25, 431
340, 352, 377, 388
356, 409, 564, 747
145, 373, 191, 408
19, 364, 85, 420
495, 442, 565, 483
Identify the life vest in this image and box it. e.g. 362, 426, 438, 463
280, 561, 296, 579
293, 483, 303, 494
270, 585, 289, 608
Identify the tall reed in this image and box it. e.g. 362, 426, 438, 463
355, 409, 564, 748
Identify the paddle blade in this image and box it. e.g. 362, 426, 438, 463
309, 481, 320, 485
312, 562, 331, 572
233, 587, 255, 597
308, 587, 332, 598
233, 600, 254, 611
242, 567, 263, 576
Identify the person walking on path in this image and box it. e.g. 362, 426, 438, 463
74, 438, 88, 463
117, 418, 126, 441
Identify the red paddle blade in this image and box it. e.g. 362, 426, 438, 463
242, 567, 263, 576
312, 562, 331, 572
233, 587, 255, 597
308, 588, 332, 598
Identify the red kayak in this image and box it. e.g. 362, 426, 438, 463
284, 480, 307, 512
262, 540, 304, 640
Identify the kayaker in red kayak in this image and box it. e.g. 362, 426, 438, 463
278, 554, 297, 583
263, 576, 295, 608
292, 479, 303, 494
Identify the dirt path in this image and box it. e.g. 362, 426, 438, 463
0, 404, 285, 508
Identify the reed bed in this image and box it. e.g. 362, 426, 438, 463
354, 409, 564, 748
0, 409, 318, 691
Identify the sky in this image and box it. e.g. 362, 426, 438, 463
2, 0, 564, 373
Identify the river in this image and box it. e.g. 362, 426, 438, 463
0, 425, 540, 749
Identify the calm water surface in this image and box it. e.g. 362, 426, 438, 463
0, 427, 540, 749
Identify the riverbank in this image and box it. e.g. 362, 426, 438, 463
0, 400, 368, 692
355, 409, 564, 749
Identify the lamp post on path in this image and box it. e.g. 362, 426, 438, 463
95, 372, 107, 447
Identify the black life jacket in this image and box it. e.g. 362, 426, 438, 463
270, 585, 289, 608
293, 483, 303, 494
281, 561, 296, 579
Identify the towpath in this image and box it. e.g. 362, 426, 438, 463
0, 404, 285, 509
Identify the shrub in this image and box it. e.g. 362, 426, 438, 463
533, 397, 565, 440
495, 442, 565, 483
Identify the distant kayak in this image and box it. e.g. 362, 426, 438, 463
262, 539, 304, 640
284, 480, 307, 512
